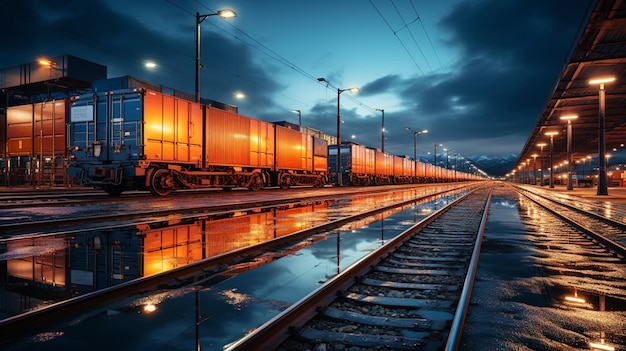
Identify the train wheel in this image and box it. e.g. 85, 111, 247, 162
248, 173, 263, 191
150, 168, 174, 196
102, 184, 124, 196
314, 177, 325, 188
280, 175, 291, 190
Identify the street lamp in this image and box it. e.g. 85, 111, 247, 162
317, 77, 359, 186
545, 131, 559, 188
38, 57, 63, 79
560, 114, 578, 190
291, 109, 301, 128
537, 143, 547, 186
195, 8, 237, 103
405, 127, 428, 179
374, 108, 385, 152
531, 154, 538, 185
589, 76, 615, 195
38, 58, 58, 69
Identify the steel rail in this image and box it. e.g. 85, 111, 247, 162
224, 185, 489, 351
514, 184, 626, 228
0, 185, 467, 242
0, 186, 478, 345
0, 183, 456, 208
512, 184, 626, 256
0, 184, 470, 235
444, 187, 492, 350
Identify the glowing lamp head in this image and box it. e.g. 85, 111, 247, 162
217, 9, 237, 18
38, 58, 55, 66
589, 76, 616, 85
560, 114, 578, 121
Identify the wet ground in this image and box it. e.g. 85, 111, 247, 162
460, 185, 626, 350
6, 183, 625, 350
2, 190, 461, 350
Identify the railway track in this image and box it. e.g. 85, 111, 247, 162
0, 184, 469, 236
514, 185, 626, 250
225, 185, 493, 351
0, 185, 479, 346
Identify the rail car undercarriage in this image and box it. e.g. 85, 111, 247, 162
73, 163, 327, 196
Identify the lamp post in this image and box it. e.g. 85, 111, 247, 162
589, 76, 615, 195
405, 128, 428, 179
374, 108, 385, 152
545, 131, 558, 188
291, 109, 301, 128
444, 148, 452, 170
531, 154, 538, 185
195, 8, 237, 103
455, 153, 460, 182
434, 143, 442, 182
560, 114, 578, 190
537, 143, 547, 186
317, 78, 359, 186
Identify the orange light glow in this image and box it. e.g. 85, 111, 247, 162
589, 341, 615, 351
589, 77, 616, 85
565, 296, 586, 303
38, 58, 55, 67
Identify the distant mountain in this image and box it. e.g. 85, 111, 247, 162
468, 154, 518, 177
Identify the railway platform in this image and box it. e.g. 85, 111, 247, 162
529, 184, 626, 204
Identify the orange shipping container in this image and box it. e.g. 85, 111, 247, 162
275, 125, 311, 171
205, 106, 274, 168
143, 91, 202, 163
350, 144, 366, 175
403, 157, 413, 177
425, 163, 435, 178
7, 100, 67, 156
313, 137, 328, 173
375, 151, 394, 176
393, 155, 404, 177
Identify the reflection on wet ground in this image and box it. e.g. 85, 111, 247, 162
1, 190, 453, 350
461, 186, 626, 350
0, 189, 458, 342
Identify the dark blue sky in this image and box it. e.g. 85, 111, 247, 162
0, 0, 594, 158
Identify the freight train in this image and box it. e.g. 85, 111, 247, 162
3, 76, 479, 196
67, 87, 328, 195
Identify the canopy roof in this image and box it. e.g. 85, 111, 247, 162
514, 0, 626, 174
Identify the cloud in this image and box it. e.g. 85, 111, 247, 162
360, 74, 403, 96
1, 0, 592, 160
368, 0, 591, 157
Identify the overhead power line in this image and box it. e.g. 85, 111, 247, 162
189, 1, 375, 114
368, 0, 426, 78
